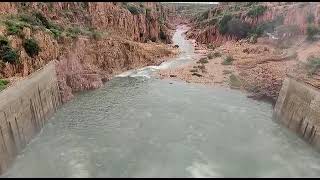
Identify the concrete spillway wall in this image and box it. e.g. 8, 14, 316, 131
0, 61, 61, 174
274, 76, 320, 150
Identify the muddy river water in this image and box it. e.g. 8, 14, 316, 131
3, 26, 320, 178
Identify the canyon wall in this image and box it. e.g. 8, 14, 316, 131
187, 2, 320, 45
0, 61, 61, 174
274, 76, 320, 150
0, 2, 176, 102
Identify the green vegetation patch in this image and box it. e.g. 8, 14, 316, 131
218, 14, 232, 34
225, 18, 251, 38
4, 19, 25, 37
247, 5, 267, 18
126, 4, 144, 15
0, 79, 9, 91
23, 38, 40, 58
0, 36, 19, 64
221, 55, 234, 65
2, 12, 63, 40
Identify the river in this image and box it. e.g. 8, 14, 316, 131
3, 25, 320, 178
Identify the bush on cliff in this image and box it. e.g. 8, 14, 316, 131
0, 79, 9, 91
218, 14, 232, 34
19, 13, 42, 26
126, 5, 144, 15
0, 36, 19, 64
4, 20, 25, 37
226, 18, 251, 38
23, 38, 40, 58
33, 12, 51, 29
247, 5, 267, 18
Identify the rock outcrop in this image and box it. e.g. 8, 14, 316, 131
0, 2, 177, 102
187, 2, 320, 45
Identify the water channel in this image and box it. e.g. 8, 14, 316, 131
4, 26, 320, 178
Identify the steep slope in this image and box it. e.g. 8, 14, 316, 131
0, 2, 177, 102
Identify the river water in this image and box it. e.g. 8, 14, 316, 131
4, 26, 320, 178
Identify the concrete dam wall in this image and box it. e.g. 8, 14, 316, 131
0, 61, 61, 174
274, 77, 320, 150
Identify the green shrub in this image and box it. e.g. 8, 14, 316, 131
1, 47, 19, 64
19, 13, 42, 26
197, 10, 209, 21
218, 14, 233, 34
33, 12, 51, 29
23, 38, 40, 58
247, 5, 267, 18
226, 18, 251, 38
126, 5, 143, 15
49, 28, 62, 39
306, 24, 319, 41
221, 55, 234, 65
0, 36, 9, 47
4, 20, 24, 36
306, 56, 320, 75
0, 36, 19, 64
0, 79, 9, 91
